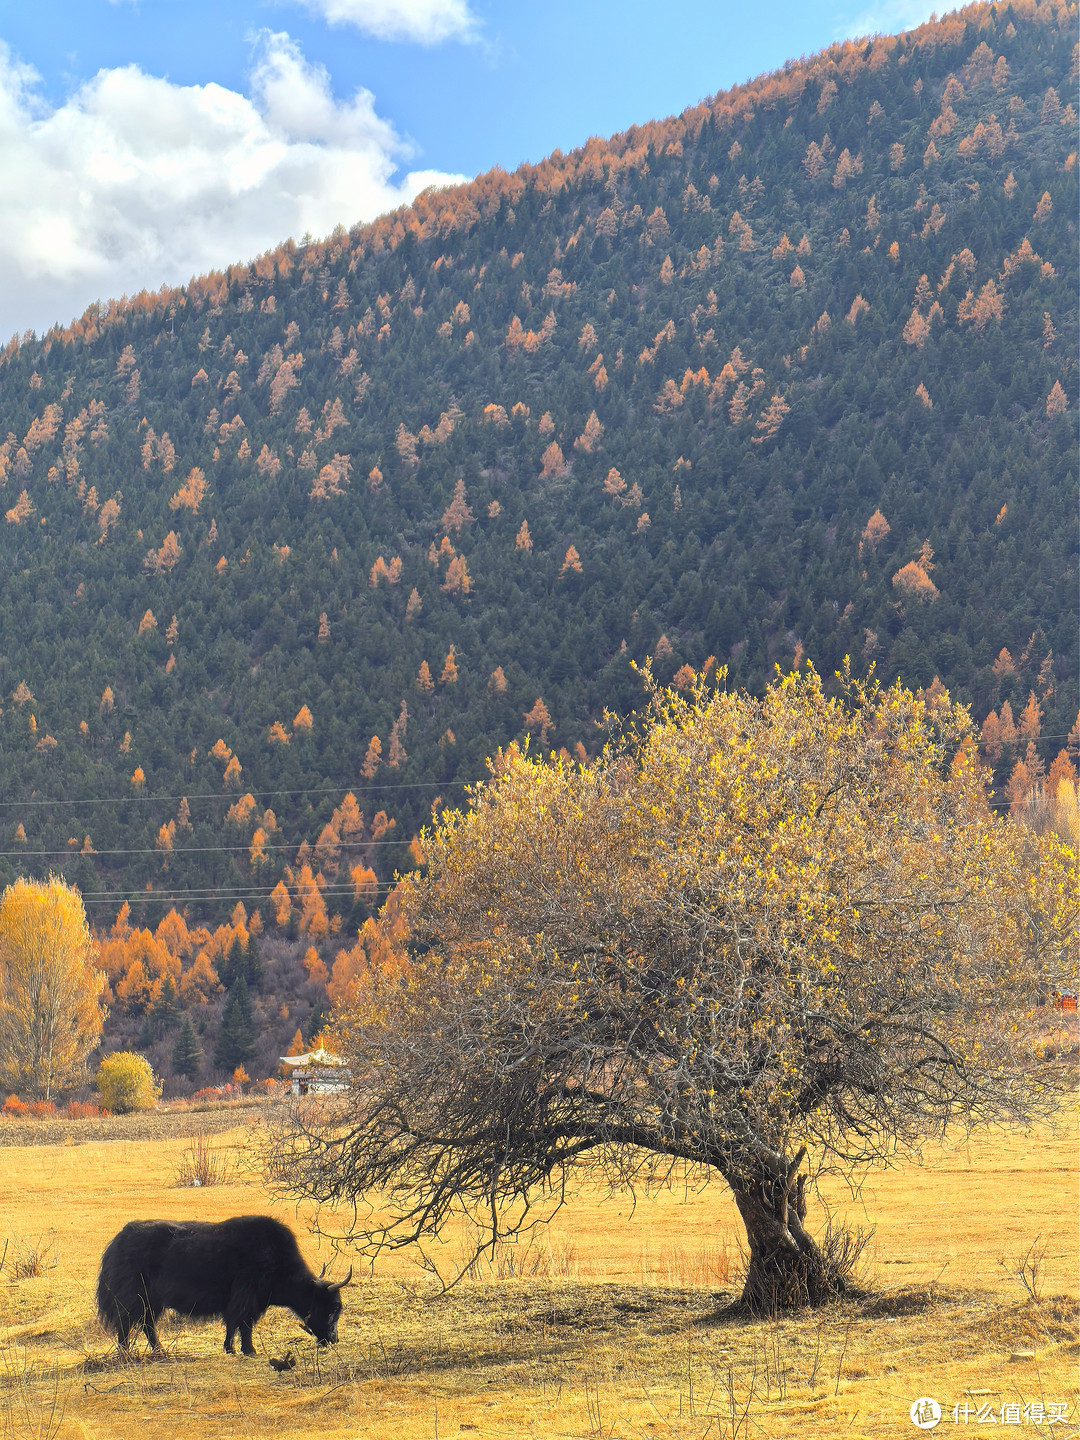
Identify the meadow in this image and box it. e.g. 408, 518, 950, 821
0, 1101, 1075, 1440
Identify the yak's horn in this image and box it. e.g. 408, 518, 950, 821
332, 1266, 354, 1290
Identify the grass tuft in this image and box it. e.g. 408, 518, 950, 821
173, 1134, 234, 1188
7, 1233, 58, 1281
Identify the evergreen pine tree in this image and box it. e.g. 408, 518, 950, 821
219, 935, 242, 989
219, 933, 262, 990
172, 1015, 203, 1079
214, 975, 257, 1072
306, 1003, 328, 1044
148, 974, 180, 1037
243, 936, 263, 989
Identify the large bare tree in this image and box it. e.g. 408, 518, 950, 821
267, 668, 1075, 1312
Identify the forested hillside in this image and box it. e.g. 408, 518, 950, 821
0, 0, 1075, 1084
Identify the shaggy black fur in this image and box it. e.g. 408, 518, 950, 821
96, 1215, 350, 1355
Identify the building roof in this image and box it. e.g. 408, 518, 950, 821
278, 1048, 347, 1069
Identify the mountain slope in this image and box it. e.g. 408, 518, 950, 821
0, 0, 1075, 940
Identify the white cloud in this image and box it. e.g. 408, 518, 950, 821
290, 0, 478, 44
838, 0, 940, 41
0, 33, 468, 337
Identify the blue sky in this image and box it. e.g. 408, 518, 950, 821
0, 0, 939, 335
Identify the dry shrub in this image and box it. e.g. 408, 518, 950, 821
998, 1235, 1048, 1302
1, 1098, 57, 1119
23, 1101, 57, 1119
174, 1133, 233, 1187
1, 1097, 102, 1121
187, 1082, 246, 1107
63, 1100, 103, 1119
8, 1231, 58, 1279
816, 1215, 876, 1295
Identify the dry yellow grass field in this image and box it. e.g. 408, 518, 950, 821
0, 1101, 1075, 1440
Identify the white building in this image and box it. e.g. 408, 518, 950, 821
279, 1048, 350, 1097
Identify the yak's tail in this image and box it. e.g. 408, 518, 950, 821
96, 1236, 129, 1336
96, 1267, 119, 1333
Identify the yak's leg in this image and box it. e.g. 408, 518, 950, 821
225, 1284, 260, 1357
142, 1306, 163, 1351
104, 1295, 134, 1351
223, 1319, 255, 1356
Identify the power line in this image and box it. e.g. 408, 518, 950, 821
0, 840, 415, 858
0, 777, 482, 809
79, 885, 399, 906
0, 735, 1073, 813
78, 880, 397, 897
79, 887, 394, 898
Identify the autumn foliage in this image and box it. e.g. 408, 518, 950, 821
0, 875, 106, 1099
96, 1051, 160, 1113
271, 666, 1075, 1313
0, 0, 1072, 1094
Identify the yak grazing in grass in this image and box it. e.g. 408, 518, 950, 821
96, 1215, 351, 1355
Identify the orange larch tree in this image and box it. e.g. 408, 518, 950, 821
522, 697, 554, 746
441, 479, 474, 534
387, 703, 409, 768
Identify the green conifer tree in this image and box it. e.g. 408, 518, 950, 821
243, 936, 263, 989
172, 1015, 203, 1079
148, 974, 180, 1036
214, 975, 256, 1073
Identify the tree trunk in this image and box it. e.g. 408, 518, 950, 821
727, 1148, 841, 1314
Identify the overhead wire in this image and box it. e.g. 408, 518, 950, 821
79, 886, 397, 904
0, 840, 415, 858
0, 776, 484, 808
0, 733, 1071, 813
1, 730, 1072, 915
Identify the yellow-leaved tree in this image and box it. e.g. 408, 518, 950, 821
97, 1051, 160, 1113
266, 667, 1075, 1314
0, 875, 106, 1099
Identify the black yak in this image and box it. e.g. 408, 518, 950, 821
96, 1215, 351, 1355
